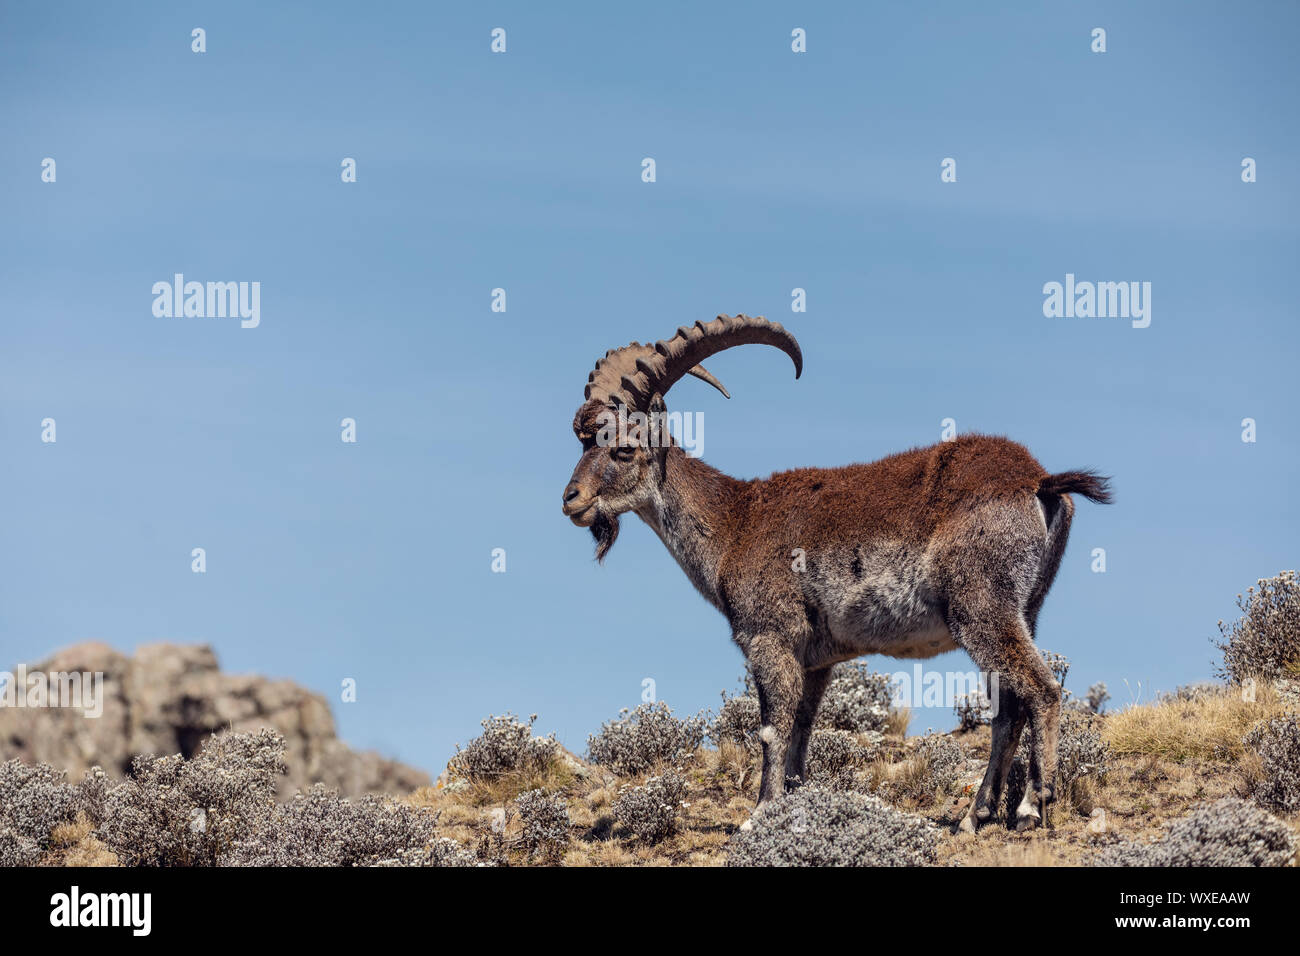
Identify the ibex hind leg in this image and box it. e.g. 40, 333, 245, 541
959, 677, 1026, 833
1015, 488, 1074, 829
946, 603, 1060, 833
1025, 491, 1073, 639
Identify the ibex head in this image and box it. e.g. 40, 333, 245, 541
562, 314, 802, 560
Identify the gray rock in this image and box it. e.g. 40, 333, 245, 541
0, 641, 429, 800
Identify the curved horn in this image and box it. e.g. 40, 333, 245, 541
583, 314, 801, 411
686, 364, 730, 399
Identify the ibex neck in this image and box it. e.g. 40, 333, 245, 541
636, 448, 746, 611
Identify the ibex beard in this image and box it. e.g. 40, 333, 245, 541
562, 314, 1112, 834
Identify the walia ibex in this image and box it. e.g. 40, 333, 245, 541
562, 315, 1111, 832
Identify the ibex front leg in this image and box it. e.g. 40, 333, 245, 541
784, 666, 833, 788
747, 635, 804, 806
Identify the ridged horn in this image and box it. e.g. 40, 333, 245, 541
582, 314, 801, 411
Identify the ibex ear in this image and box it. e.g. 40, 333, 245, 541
647, 392, 671, 469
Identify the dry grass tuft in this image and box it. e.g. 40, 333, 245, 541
885, 706, 912, 739
953, 837, 1073, 867
43, 814, 119, 867
1103, 680, 1286, 761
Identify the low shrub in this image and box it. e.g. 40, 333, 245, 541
447, 713, 558, 782
1095, 797, 1296, 867
379, 837, 484, 867
513, 788, 570, 862
816, 662, 895, 734
613, 770, 686, 843
805, 729, 875, 790
97, 729, 285, 867
229, 783, 439, 867
1215, 571, 1300, 684
0, 760, 89, 866
587, 702, 706, 776
710, 691, 761, 753
1067, 682, 1111, 715
727, 788, 938, 867
913, 732, 965, 797
1244, 713, 1300, 812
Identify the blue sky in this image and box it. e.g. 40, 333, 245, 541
2, 1, 1296, 777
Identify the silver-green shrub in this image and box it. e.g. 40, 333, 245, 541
1095, 797, 1296, 867
727, 788, 938, 866
1057, 711, 1110, 789
1067, 682, 1112, 714
97, 728, 285, 866
379, 837, 484, 867
816, 662, 895, 733
1215, 571, 1300, 683
513, 788, 570, 861
0, 760, 87, 866
587, 702, 706, 775
914, 731, 964, 795
230, 783, 439, 867
613, 770, 686, 843
710, 690, 762, 752
1244, 713, 1300, 812
805, 729, 876, 790
447, 713, 558, 782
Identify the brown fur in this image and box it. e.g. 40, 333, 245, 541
564, 358, 1111, 832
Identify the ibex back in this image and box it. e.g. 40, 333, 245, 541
562, 315, 1111, 832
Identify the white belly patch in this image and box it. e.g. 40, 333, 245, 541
815, 544, 957, 660
883, 618, 959, 659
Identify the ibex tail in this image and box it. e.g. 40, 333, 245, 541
1038, 470, 1113, 504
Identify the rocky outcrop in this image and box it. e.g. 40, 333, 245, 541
0, 642, 429, 799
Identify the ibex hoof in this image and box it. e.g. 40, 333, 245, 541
1015, 811, 1041, 832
